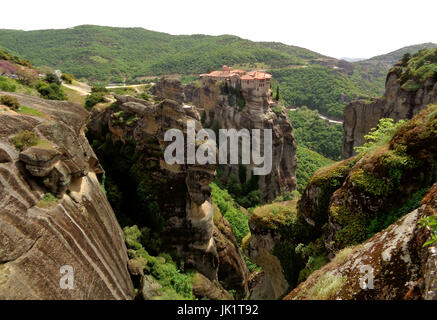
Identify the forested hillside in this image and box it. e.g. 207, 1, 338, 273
1, 26, 433, 120
288, 106, 343, 160
353, 42, 437, 84
0, 25, 323, 83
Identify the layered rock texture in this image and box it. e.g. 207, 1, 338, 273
152, 78, 297, 202
243, 201, 313, 299
342, 49, 437, 158
285, 182, 437, 300
325, 103, 437, 253
87, 94, 249, 298
0, 92, 134, 299
244, 103, 436, 299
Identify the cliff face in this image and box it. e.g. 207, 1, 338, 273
243, 201, 314, 299
285, 182, 437, 300
342, 69, 437, 158
87, 94, 249, 297
152, 78, 297, 202
244, 103, 436, 299
0, 92, 134, 299
326, 104, 437, 253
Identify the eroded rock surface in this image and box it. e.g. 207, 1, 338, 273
153, 78, 297, 202
285, 182, 437, 300
342, 70, 437, 158
87, 94, 249, 296
0, 92, 134, 299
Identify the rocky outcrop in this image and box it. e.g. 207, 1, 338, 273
0, 92, 134, 299
342, 68, 437, 158
298, 157, 357, 232
213, 204, 250, 298
247, 271, 276, 300
285, 182, 437, 300
87, 94, 249, 296
327, 104, 437, 253
191, 272, 232, 300
242, 104, 436, 299
243, 201, 313, 299
244, 227, 289, 299
87, 96, 218, 280
153, 78, 297, 202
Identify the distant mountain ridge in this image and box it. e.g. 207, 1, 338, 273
0, 25, 325, 83
0, 25, 434, 120
363, 42, 437, 64
352, 42, 437, 83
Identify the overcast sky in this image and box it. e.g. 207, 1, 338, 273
2, 0, 436, 59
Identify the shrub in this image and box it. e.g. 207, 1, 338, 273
271, 106, 283, 116
354, 118, 405, 154
84, 92, 106, 110
36, 193, 58, 209
91, 86, 109, 93
0, 76, 17, 92
0, 95, 20, 110
45, 72, 61, 85
211, 182, 249, 244
419, 215, 437, 247
61, 73, 75, 84
16, 68, 39, 86
123, 225, 194, 300
366, 187, 431, 237
9, 130, 39, 151
35, 80, 67, 100
297, 255, 329, 283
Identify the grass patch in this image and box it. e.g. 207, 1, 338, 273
17, 105, 44, 117
211, 182, 249, 245
62, 85, 86, 105
332, 246, 355, 265
304, 273, 346, 300
36, 193, 58, 209
9, 130, 52, 151
124, 225, 195, 300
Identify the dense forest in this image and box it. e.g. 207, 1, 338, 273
272, 66, 383, 119
2, 26, 435, 119
287, 106, 343, 160
0, 25, 322, 83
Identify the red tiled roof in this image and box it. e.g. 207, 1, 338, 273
200, 68, 272, 81
248, 71, 272, 80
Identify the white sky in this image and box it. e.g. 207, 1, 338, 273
1, 0, 436, 59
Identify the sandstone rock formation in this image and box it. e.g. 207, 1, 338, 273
152, 78, 297, 202
0, 92, 134, 299
87, 94, 249, 297
243, 103, 436, 299
342, 69, 437, 158
191, 272, 232, 300
243, 201, 313, 299
213, 204, 249, 298
327, 104, 437, 253
285, 182, 437, 300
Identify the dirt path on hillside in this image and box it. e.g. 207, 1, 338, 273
63, 82, 91, 96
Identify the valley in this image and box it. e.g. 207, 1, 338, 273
0, 24, 436, 301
